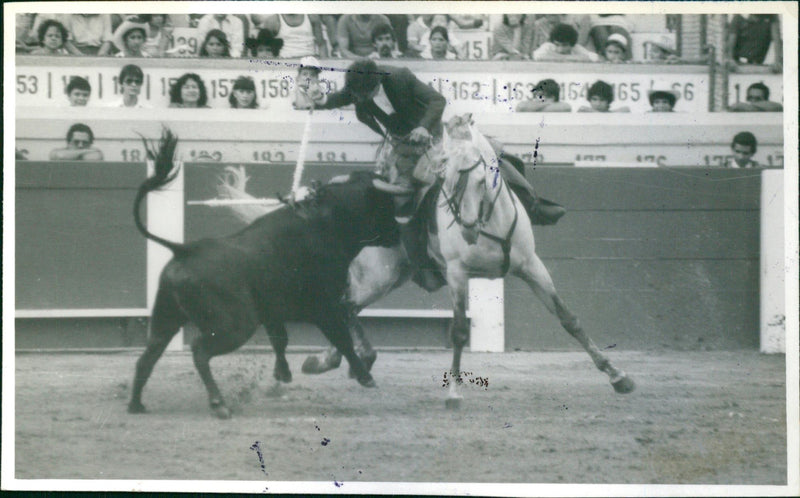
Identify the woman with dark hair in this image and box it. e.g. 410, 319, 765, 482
423, 26, 456, 60
30, 19, 69, 55
229, 76, 260, 109
490, 14, 533, 60
199, 29, 231, 58
169, 73, 210, 108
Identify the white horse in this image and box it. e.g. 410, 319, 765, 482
432, 114, 634, 407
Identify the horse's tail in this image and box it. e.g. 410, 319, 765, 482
133, 127, 187, 256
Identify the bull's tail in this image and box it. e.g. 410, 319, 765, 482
133, 127, 186, 255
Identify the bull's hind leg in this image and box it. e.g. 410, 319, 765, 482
515, 254, 635, 394
129, 287, 186, 414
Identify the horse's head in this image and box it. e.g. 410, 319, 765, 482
442, 114, 499, 245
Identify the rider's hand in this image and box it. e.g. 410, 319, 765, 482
409, 126, 431, 144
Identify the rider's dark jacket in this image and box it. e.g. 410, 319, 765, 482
317, 65, 446, 139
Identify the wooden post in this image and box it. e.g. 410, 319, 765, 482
468, 278, 504, 352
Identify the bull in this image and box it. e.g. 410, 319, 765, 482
128, 128, 400, 419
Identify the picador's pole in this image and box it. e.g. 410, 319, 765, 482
291, 101, 315, 196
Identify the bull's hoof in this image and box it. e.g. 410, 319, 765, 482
274, 363, 292, 383
611, 374, 636, 394
127, 401, 147, 414
211, 401, 231, 419
445, 397, 462, 410
349, 350, 378, 378
357, 374, 376, 388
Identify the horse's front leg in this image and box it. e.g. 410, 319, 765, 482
445, 263, 470, 409
514, 254, 635, 394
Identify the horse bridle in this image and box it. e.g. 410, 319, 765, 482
441, 155, 519, 275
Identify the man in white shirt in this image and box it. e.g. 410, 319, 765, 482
106, 64, 151, 108
197, 14, 245, 58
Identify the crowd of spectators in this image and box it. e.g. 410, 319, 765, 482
17, 12, 781, 68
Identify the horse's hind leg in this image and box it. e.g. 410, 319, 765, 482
515, 254, 635, 394
129, 287, 186, 414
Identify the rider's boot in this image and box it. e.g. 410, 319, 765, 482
396, 197, 447, 291
498, 154, 566, 226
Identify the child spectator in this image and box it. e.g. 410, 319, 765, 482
169, 73, 210, 108
531, 15, 562, 52
603, 33, 627, 63
588, 14, 632, 61
516, 79, 572, 112
30, 19, 69, 55
368, 24, 403, 59
49, 123, 104, 161
112, 18, 150, 58
491, 14, 533, 60
647, 88, 680, 112
258, 14, 326, 58
246, 29, 284, 58
423, 26, 456, 60
728, 82, 783, 112
229, 76, 261, 109
294, 56, 322, 110
725, 132, 759, 168
199, 29, 231, 58
65, 77, 91, 106
196, 14, 245, 57
517, 79, 572, 112
578, 80, 630, 113
107, 64, 149, 108
726, 14, 782, 73
138, 14, 173, 57
532, 23, 599, 62
337, 14, 392, 58
60, 14, 114, 55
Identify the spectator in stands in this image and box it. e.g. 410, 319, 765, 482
386, 15, 411, 55
197, 14, 245, 58
368, 24, 403, 59
603, 33, 627, 63
107, 64, 149, 108
578, 80, 630, 113
30, 19, 70, 55
199, 29, 232, 58
138, 14, 173, 57
16, 13, 38, 53
491, 14, 533, 60
229, 76, 260, 109
319, 15, 341, 57
246, 29, 284, 58
532, 23, 599, 62
725, 132, 759, 168
588, 14, 632, 61
647, 88, 679, 112
112, 18, 150, 58
726, 14, 782, 73
294, 56, 322, 110
49, 123, 104, 161
531, 15, 562, 52
337, 14, 392, 58
169, 73, 210, 108
645, 41, 680, 63
728, 82, 783, 112
423, 26, 456, 60
258, 14, 326, 58
60, 14, 114, 55
516, 79, 572, 112
65, 77, 91, 106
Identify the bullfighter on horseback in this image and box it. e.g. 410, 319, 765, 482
307, 58, 565, 288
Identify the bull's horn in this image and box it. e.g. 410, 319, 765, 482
328, 174, 351, 184
372, 178, 414, 195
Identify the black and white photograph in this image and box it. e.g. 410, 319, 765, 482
3, 1, 798, 495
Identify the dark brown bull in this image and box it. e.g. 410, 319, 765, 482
128, 128, 400, 418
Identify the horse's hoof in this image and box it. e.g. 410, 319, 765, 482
274, 365, 292, 383
349, 350, 378, 378
611, 375, 635, 394
357, 375, 377, 388
445, 397, 462, 410
302, 356, 322, 374
127, 402, 146, 414
210, 400, 231, 419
